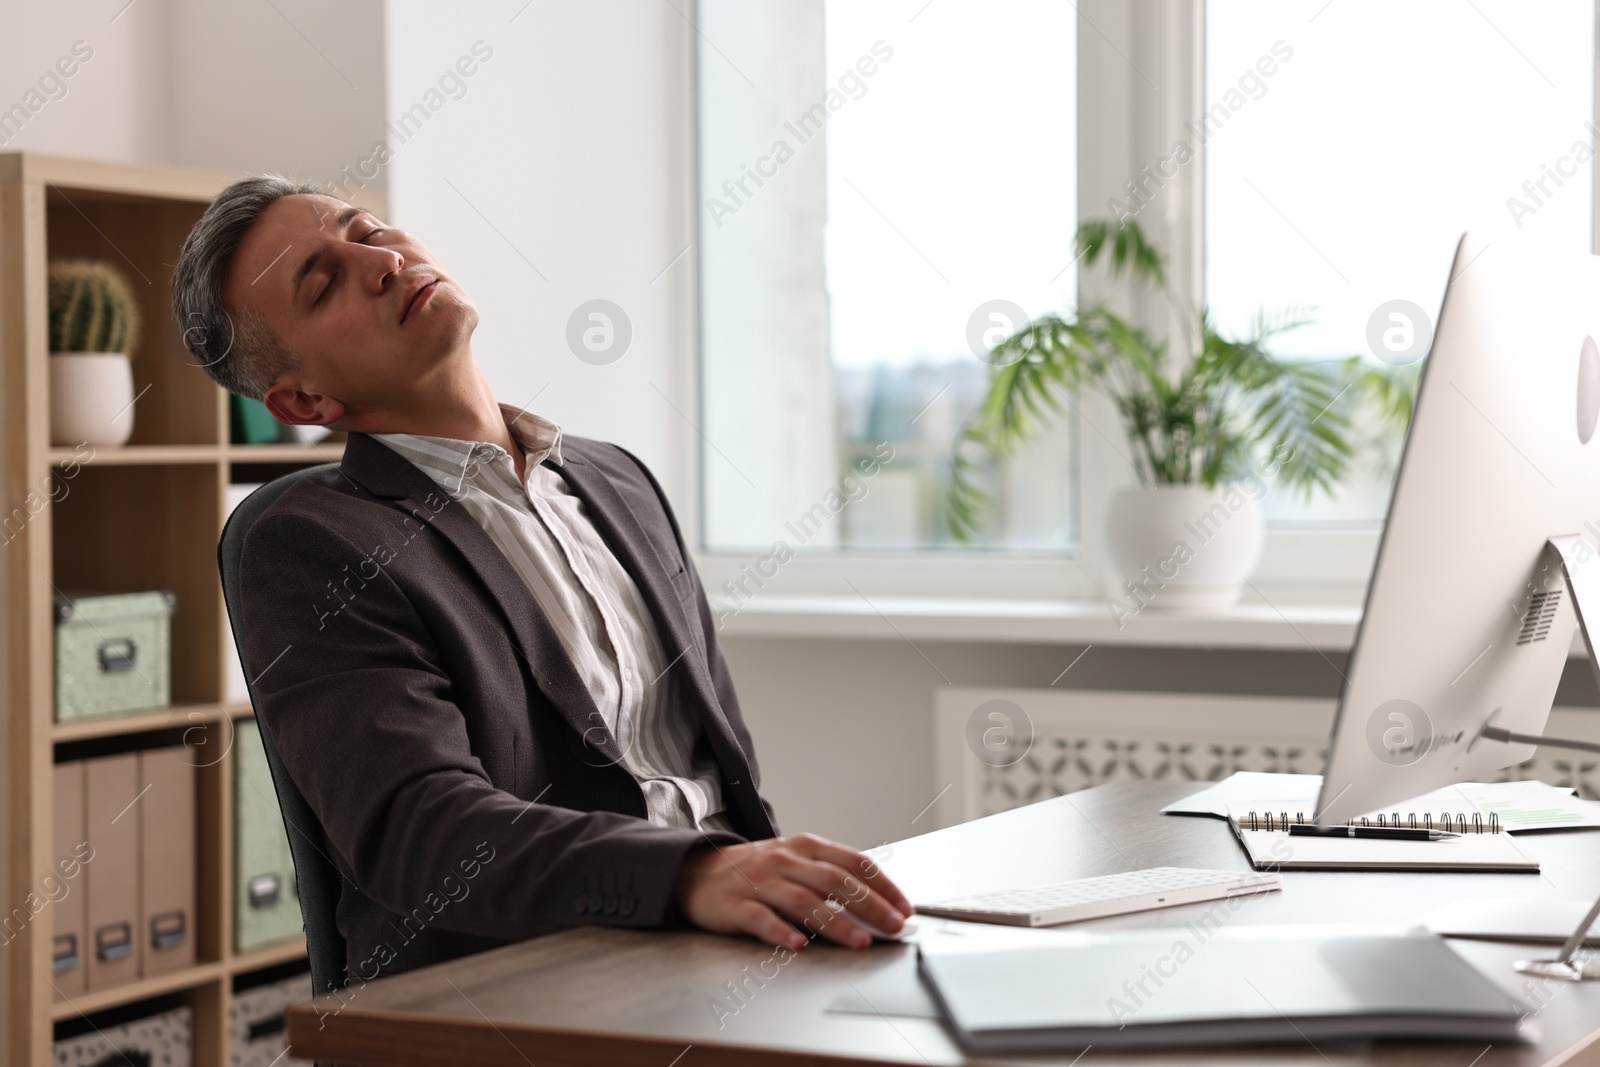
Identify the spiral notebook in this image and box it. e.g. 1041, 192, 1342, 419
1224, 786, 1540, 872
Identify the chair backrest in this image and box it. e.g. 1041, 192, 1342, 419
217, 463, 348, 995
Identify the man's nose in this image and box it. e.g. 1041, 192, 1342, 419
360, 245, 404, 295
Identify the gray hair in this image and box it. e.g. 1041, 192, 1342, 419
171, 174, 345, 401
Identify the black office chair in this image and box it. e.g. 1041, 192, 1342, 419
218, 463, 349, 997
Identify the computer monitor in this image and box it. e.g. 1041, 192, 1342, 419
1314, 231, 1600, 829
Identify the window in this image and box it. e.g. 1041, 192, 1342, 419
1205, 0, 1595, 522
694, 1, 1600, 597
697, 0, 1078, 554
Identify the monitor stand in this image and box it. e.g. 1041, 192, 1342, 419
1475, 537, 1600, 981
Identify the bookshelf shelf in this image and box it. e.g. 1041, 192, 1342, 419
49, 965, 223, 1023
45, 934, 311, 1021
2, 152, 375, 1066
47, 445, 223, 466
42, 441, 349, 467
50, 702, 229, 744
225, 440, 345, 464
227, 937, 310, 975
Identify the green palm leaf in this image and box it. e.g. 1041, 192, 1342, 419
944, 217, 1421, 541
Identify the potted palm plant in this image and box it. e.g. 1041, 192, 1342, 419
48, 260, 142, 447
948, 219, 1415, 609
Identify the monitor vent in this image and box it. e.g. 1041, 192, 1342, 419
1517, 589, 1562, 645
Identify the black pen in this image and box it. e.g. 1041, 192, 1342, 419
1287, 824, 1461, 841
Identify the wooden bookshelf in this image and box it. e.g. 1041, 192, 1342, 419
49, 961, 225, 1023
1, 152, 377, 1067
49, 701, 233, 744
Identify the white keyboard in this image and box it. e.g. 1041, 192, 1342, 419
914, 867, 1282, 928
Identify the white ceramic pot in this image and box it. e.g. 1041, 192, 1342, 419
287, 422, 332, 445
1104, 484, 1265, 611
49, 352, 136, 447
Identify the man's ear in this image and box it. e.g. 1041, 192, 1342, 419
262, 384, 346, 427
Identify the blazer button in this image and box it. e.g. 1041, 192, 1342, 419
604, 895, 618, 915
620, 896, 636, 917
588, 892, 603, 913
575, 895, 590, 915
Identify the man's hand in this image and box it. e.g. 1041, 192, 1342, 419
673, 833, 912, 950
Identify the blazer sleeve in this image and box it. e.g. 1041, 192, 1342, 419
611, 446, 782, 837
237, 507, 743, 944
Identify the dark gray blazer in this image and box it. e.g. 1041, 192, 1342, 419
237, 430, 779, 982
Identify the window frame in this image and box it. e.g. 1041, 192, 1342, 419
686, 0, 1600, 604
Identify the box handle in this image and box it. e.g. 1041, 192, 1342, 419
247, 1012, 287, 1041
94, 921, 132, 961
150, 909, 187, 949
248, 873, 281, 909
96, 637, 138, 673
91, 1052, 150, 1067
51, 933, 79, 972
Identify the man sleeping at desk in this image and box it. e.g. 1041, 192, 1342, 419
172, 175, 913, 983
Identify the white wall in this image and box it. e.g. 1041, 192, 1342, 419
2, 0, 385, 190
381, 0, 699, 507
167, 0, 387, 192
0, 0, 173, 161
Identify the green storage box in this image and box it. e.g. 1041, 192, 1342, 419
53, 590, 176, 723
234, 720, 303, 952
230, 393, 288, 445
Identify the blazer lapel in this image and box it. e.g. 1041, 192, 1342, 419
338, 433, 628, 767
554, 451, 774, 836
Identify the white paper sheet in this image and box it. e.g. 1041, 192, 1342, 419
1161, 772, 1600, 833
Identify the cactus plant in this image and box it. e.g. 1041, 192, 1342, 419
47, 261, 141, 357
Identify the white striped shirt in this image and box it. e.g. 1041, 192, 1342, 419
370, 403, 734, 833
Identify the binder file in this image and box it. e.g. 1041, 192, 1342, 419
234, 720, 304, 952
84, 752, 141, 989
138, 744, 196, 977
50, 760, 86, 1000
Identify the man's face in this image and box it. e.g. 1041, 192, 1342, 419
222, 193, 478, 427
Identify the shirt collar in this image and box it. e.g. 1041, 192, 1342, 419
369, 402, 563, 495
501, 402, 564, 467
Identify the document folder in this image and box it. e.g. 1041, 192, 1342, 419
84, 752, 141, 989
917, 926, 1531, 1051
139, 744, 196, 977
51, 760, 87, 1000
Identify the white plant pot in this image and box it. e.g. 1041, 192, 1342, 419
1104, 484, 1265, 611
287, 422, 332, 445
49, 352, 136, 447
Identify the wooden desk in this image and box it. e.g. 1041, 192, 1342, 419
287, 781, 1600, 1066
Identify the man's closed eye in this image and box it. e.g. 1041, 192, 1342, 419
314, 227, 386, 306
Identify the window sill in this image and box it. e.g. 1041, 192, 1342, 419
713, 594, 1364, 651
714, 594, 1593, 656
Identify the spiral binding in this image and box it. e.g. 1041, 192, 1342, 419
1240, 809, 1501, 833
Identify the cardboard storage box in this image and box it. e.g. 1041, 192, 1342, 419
54, 590, 175, 722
